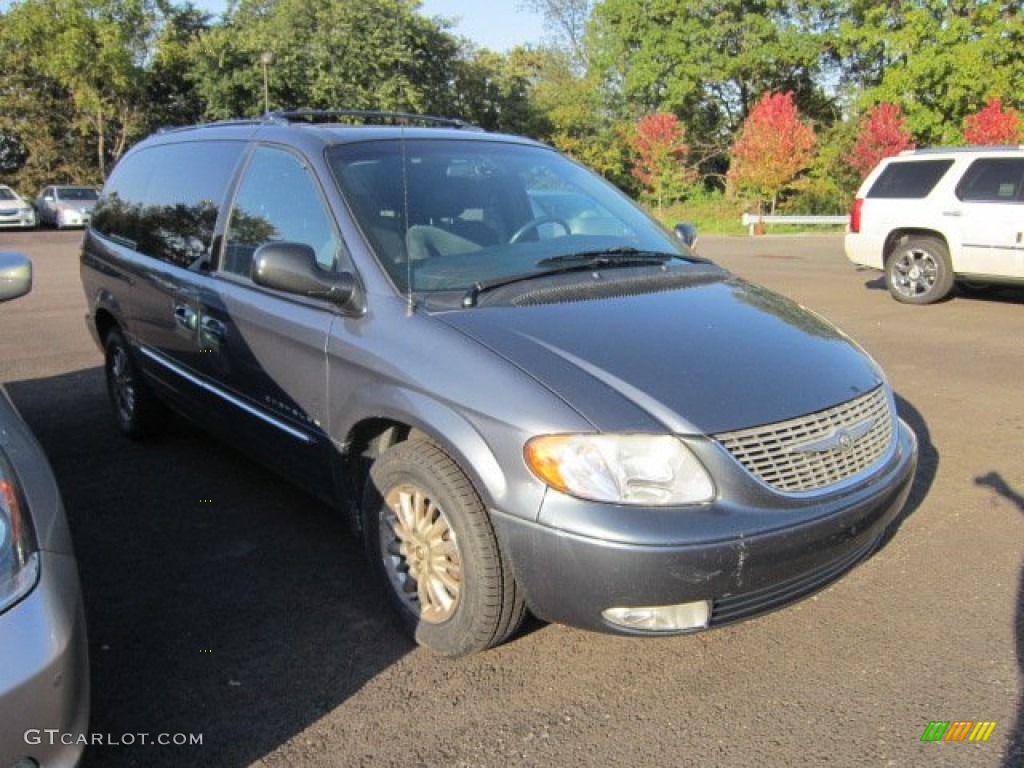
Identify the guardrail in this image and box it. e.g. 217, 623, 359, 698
740, 213, 849, 235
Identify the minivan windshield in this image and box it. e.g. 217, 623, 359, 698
328, 139, 691, 295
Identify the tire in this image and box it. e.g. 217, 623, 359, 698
103, 328, 166, 439
362, 439, 526, 657
885, 236, 954, 304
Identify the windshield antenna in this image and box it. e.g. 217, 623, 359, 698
400, 124, 415, 316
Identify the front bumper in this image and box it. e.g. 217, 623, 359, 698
0, 552, 90, 768
492, 420, 917, 635
57, 209, 91, 228
0, 210, 36, 229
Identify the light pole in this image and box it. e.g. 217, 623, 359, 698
260, 51, 273, 114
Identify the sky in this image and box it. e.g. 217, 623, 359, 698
187, 0, 549, 52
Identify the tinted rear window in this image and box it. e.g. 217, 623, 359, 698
866, 159, 954, 199
956, 158, 1024, 202
94, 140, 245, 267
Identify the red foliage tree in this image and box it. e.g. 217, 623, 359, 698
846, 103, 915, 178
629, 112, 694, 210
963, 97, 1022, 145
727, 91, 816, 216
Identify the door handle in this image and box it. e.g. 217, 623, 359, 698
200, 316, 226, 342
941, 210, 963, 217
173, 303, 197, 331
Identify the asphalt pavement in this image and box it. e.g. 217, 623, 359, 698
0, 229, 1020, 767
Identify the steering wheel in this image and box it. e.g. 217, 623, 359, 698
508, 216, 571, 244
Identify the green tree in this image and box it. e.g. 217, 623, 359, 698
833, 1, 1024, 145
188, 0, 464, 119
588, 0, 834, 155
0, 0, 163, 179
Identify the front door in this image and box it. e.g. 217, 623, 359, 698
954, 157, 1024, 279
199, 145, 345, 497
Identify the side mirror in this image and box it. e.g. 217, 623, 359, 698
251, 241, 358, 307
0, 252, 32, 303
674, 222, 698, 248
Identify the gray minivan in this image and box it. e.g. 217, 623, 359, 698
80, 112, 917, 656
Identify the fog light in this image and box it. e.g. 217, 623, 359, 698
602, 600, 711, 632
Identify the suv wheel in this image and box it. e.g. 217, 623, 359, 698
362, 439, 526, 657
104, 328, 166, 438
885, 236, 954, 304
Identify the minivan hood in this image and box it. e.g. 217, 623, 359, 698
437, 277, 883, 435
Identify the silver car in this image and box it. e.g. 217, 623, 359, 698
0, 185, 37, 229
0, 252, 89, 766
34, 186, 99, 229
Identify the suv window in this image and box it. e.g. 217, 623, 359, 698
93, 141, 244, 267
956, 158, 1024, 202
866, 159, 955, 199
222, 146, 341, 277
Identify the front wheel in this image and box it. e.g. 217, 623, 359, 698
885, 236, 954, 304
362, 439, 525, 657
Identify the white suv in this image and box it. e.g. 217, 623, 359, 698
845, 146, 1024, 304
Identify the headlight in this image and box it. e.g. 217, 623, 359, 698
0, 451, 40, 614
524, 434, 714, 505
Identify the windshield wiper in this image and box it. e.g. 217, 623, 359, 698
462, 248, 688, 308
536, 246, 680, 267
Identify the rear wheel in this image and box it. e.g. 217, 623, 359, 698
362, 439, 525, 657
104, 328, 166, 439
885, 236, 954, 304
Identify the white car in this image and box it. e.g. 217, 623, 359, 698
34, 185, 99, 229
0, 185, 37, 229
845, 146, 1024, 303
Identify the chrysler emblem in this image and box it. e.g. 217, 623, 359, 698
792, 418, 875, 454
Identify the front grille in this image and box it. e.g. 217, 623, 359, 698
715, 387, 894, 493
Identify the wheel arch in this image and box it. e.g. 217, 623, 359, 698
93, 307, 121, 346
337, 387, 516, 533
883, 228, 950, 264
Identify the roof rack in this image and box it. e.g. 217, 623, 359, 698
264, 109, 483, 131
900, 144, 1024, 155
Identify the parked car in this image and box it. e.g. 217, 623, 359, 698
80, 111, 917, 657
845, 145, 1024, 303
35, 185, 99, 229
0, 185, 37, 229
0, 252, 89, 766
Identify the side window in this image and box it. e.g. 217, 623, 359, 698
222, 146, 340, 278
956, 158, 1024, 203
866, 159, 955, 199
93, 141, 244, 267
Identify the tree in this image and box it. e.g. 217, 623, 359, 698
846, 103, 915, 179
518, 0, 592, 71
188, 0, 464, 119
588, 0, 834, 156
963, 97, 1022, 145
629, 112, 695, 210
833, 1, 1024, 146
0, 0, 165, 183
728, 91, 816, 217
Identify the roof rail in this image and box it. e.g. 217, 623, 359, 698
900, 144, 1024, 155
157, 118, 263, 135
264, 109, 483, 131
